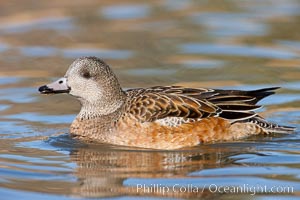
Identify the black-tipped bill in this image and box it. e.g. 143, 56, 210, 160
39, 77, 70, 94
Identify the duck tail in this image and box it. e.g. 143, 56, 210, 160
247, 87, 280, 104
212, 87, 280, 105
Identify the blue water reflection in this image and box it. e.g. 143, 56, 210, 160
0, 43, 9, 52
0, 88, 36, 103
5, 112, 74, 124
101, 4, 150, 20
62, 48, 133, 60
181, 43, 298, 59
179, 59, 224, 69
0, 17, 74, 33
18, 46, 57, 57
191, 13, 267, 37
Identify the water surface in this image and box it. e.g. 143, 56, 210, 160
0, 0, 299, 199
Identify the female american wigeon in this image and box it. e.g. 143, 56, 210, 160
39, 56, 295, 149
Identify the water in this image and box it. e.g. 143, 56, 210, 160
0, 0, 299, 199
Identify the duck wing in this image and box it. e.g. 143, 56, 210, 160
125, 86, 277, 123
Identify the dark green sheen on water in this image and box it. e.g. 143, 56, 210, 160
0, 0, 299, 199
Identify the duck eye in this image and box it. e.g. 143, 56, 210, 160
82, 72, 91, 79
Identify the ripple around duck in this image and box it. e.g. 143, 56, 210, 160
0, 138, 77, 196
180, 43, 298, 59
0, 188, 76, 200
269, 111, 300, 126
0, 154, 67, 165
0, 121, 33, 138
231, 151, 300, 165
189, 166, 300, 176
17, 134, 85, 154
5, 112, 74, 124
0, 162, 72, 179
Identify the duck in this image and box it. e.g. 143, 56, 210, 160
38, 56, 295, 149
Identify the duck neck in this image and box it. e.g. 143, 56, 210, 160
77, 92, 126, 120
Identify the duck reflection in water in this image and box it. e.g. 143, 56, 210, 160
68, 143, 245, 198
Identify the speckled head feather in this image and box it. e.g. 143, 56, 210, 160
39, 57, 295, 149
65, 57, 126, 118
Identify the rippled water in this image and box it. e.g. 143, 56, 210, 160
0, 0, 300, 199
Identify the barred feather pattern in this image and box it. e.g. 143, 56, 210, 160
122, 86, 269, 126
124, 86, 221, 123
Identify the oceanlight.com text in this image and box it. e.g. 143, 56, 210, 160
136, 183, 294, 196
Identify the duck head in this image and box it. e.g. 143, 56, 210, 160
39, 57, 126, 116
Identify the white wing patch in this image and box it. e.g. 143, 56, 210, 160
155, 117, 201, 127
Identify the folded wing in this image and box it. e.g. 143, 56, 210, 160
125, 86, 278, 123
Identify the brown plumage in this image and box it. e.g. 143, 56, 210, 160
124, 86, 269, 123
39, 57, 295, 149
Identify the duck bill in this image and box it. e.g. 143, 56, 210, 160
39, 77, 70, 94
